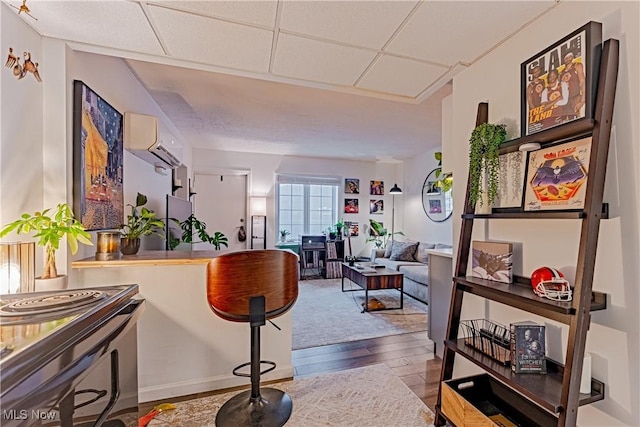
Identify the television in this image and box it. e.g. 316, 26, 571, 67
166, 195, 193, 251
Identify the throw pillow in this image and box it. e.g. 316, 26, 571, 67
414, 242, 436, 264
389, 241, 419, 261
384, 240, 394, 258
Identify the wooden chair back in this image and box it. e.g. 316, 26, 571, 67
207, 250, 299, 322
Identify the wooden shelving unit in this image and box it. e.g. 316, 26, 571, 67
435, 38, 619, 427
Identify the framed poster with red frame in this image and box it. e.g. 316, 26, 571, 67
520, 21, 602, 137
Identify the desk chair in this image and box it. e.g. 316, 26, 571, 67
207, 250, 299, 427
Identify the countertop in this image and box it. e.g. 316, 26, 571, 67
71, 250, 225, 268
425, 248, 454, 258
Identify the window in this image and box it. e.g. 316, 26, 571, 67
277, 175, 340, 241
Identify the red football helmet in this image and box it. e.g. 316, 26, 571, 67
531, 267, 572, 301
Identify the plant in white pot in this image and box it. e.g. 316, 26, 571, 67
120, 193, 165, 255
0, 203, 93, 289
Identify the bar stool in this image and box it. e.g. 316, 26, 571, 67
207, 250, 299, 427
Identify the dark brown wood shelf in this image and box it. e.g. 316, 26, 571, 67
462, 203, 609, 220
445, 339, 605, 413
453, 276, 607, 324
499, 118, 595, 154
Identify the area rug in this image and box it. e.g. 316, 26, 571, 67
292, 278, 428, 350
148, 364, 435, 427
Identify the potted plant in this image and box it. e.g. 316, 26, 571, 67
279, 229, 291, 242
334, 219, 345, 240
468, 123, 507, 209
178, 214, 228, 250
120, 193, 165, 255
0, 203, 93, 287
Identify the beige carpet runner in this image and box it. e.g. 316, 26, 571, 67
292, 278, 429, 350
148, 364, 435, 426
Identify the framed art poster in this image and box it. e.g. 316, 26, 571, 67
370, 180, 384, 195
72, 80, 124, 230
524, 136, 591, 211
344, 198, 359, 213
370, 199, 384, 214
521, 21, 602, 137
345, 178, 360, 194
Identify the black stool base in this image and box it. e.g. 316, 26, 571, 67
215, 388, 292, 427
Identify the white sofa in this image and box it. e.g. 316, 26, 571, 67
371, 241, 452, 304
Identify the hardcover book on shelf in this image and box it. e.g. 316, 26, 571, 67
471, 241, 513, 283
510, 321, 547, 374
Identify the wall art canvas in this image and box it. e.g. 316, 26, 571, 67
370, 199, 384, 214
425, 180, 441, 195
494, 151, 527, 209
472, 241, 513, 284
429, 199, 442, 214
345, 178, 360, 194
345, 221, 359, 237
72, 80, 124, 230
370, 180, 384, 195
344, 198, 359, 213
524, 137, 591, 211
521, 21, 602, 137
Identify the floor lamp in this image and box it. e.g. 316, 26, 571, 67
389, 184, 403, 241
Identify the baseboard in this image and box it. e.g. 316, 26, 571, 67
139, 365, 294, 403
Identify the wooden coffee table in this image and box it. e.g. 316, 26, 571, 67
341, 263, 404, 312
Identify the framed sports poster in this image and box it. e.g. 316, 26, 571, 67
521, 21, 602, 137
524, 136, 591, 211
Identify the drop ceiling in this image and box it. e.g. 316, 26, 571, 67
5, 0, 559, 161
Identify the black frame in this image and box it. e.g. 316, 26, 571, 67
72, 80, 124, 231
422, 168, 452, 223
520, 21, 602, 137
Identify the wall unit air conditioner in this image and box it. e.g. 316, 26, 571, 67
124, 112, 183, 169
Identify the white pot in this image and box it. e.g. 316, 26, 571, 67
35, 275, 68, 292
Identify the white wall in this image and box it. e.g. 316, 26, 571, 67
193, 148, 406, 257
447, 2, 639, 425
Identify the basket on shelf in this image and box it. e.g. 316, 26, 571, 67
460, 319, 511, 365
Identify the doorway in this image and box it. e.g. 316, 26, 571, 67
193, 173, 247, 251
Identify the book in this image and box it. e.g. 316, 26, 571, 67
510, 321, 546, 374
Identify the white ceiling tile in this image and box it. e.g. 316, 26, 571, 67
272, 33, 378, 87
279, 0, 419, 49
18, 1, 164, 55
387, 1, 556, 65
148, 5, 273, 73
358, 55, 447, 97
154, 1, 278, 27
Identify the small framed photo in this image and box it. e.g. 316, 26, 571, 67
524, 136, 591, 211
429, 199, 442, 214
345, 178, 359, 194
370, 199, 384, 214
345, 221, 359, 237
472, 241, 513, 284
370, 180, 384, 195
344, 198, 359, 214
425, 180, 441, 195
521, 21, 602, 137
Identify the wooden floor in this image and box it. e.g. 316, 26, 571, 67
292, 332, 443, 411
140, 333, 443, 416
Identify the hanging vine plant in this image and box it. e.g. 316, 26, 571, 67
468, 123, 507, 208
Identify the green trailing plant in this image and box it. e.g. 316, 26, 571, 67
433, 152, 453, 193
468, 123, 507, 208
121, 193, 165, 240
0, 203, 93, 279
180, 214, 228, 250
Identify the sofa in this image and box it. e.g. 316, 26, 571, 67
371, 241, 453, 304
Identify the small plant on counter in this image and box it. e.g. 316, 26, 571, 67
179, 214, 228, 250
120, 193, 165, 240
0, 203, 93, 279
279, 229, 291, 241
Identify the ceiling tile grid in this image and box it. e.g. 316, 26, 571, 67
272, 33, 379, 86
148, 4, 273, 73
153, 1, 278, 28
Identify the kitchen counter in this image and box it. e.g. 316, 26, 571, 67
71, 249, 294, 403
71, 250, 224, 268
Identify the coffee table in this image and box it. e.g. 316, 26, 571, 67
341, 263, 404, 312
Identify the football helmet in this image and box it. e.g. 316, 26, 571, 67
531, 267, 572, 301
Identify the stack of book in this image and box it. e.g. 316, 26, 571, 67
510, 321, 547, 374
